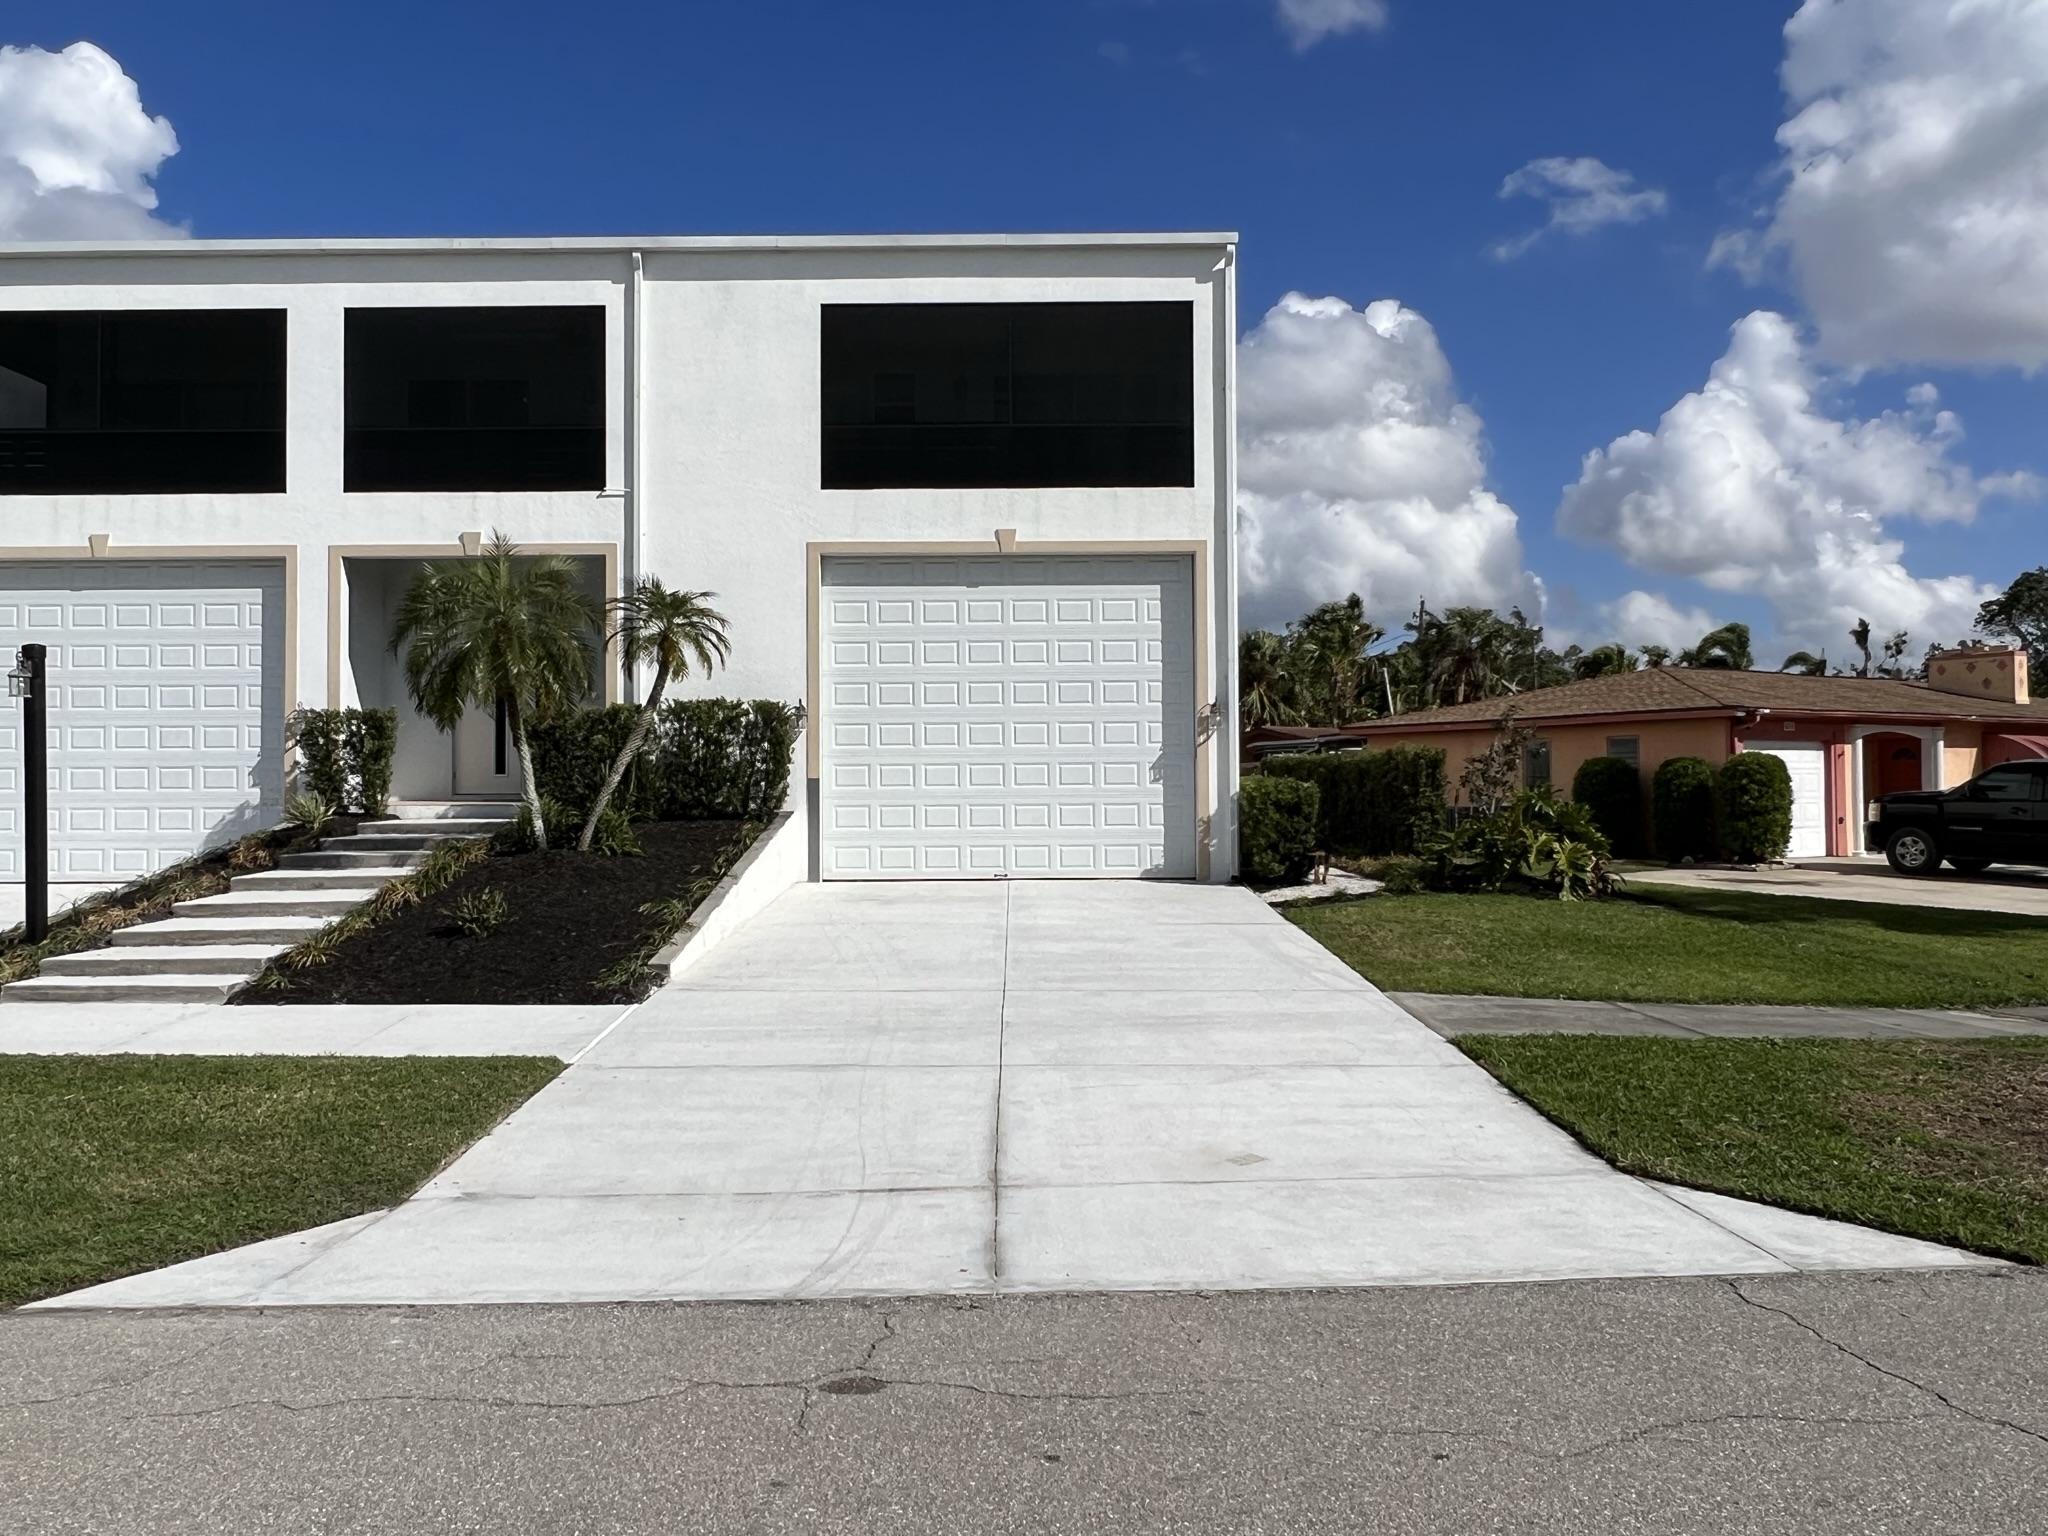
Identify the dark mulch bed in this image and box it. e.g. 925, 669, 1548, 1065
235, 819, 746, 1006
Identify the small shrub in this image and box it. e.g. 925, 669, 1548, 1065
1239, 775, 1321, 885
1570, 756, 1644, 858
1651, 756, 1718, 863
447, 887, 509, 939
1374, 855, 1429, 895
287, 707, 399, 815
1415, 786, 1617, 901
1261, 745, 1448, 856
1716, 752, 1795, 864
284, 790, 333, 831
527, 698, 804, 823
587, 805, 642, 858
493, 798, 575, 854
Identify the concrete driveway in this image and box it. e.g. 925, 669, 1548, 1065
1631, 857, 2048, 917
40, 882, 1993, 1308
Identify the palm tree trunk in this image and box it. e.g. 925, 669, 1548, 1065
576, 660, 670, 852
508, 694, 546, 850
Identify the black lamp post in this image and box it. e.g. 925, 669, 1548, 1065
11, 644, 46, 941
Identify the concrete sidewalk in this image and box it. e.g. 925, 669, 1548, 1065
0, 1003, 626, 1060
34, 881, 1997, 1310
1395, 992, 2048, 1039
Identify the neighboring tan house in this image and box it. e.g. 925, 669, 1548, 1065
0, 231, 1239, 886
1337, 648, 2047, 859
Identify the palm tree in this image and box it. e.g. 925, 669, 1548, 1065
577, 578, 732, 851
1238, 629, 1298, 729
1572, 643, 1637, 680
1679, 622, 1754, 670
1286, 594, 1382, 724
1780, 650, 1827, 675
390, 532, 600, 849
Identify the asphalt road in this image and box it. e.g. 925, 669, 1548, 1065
6, 1268, 2047, 1534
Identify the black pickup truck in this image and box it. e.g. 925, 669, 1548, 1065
1868, 757, 2048, 875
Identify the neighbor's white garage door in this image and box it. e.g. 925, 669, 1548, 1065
820, 554, 1196, 879
1753, 743, 1827, 859
0, 560, 284, 881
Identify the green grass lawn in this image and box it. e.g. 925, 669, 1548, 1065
0, 1055, 560, 1308
1459, 1035, 2048, 1263
1288, 885, 2048, 1008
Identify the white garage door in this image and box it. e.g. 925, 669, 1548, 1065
0, 560, 284, 881
1754, 743, 1827, 859
821, 554, 1196, 879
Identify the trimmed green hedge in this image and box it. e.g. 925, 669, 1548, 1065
1651, 756, 1717, 863
1717, 752, 1795, 864
1571, 755, 1644, 859
529, 698, 803, 822
1261, 746, 1448, 856
288, 707, 398, 816
1240, 775, 1320, 885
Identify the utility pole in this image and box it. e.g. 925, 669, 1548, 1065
11, 644, 46, 941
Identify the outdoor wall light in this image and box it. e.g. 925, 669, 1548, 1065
7, 658, 32, 698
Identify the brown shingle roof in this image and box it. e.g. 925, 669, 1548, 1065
1365, 668, 2048, 728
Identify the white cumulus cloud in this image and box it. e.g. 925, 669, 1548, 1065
1275, 0, 1388, 52
1716, 0, 2048, 370
1237, 292, 1540, 632
1600, 591, 1725, 654
1493, 156, 1668, 260
1558, 310, 2032, 651
0, 41, 180, 240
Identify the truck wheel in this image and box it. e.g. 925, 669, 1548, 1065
1885, 827, 1939, 875
1946, 857, 1991, 875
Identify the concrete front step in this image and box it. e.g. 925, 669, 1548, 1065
110, 915, 330, 947
355, 819, 507, 839
40, 943, 285, 978
173, 891, 368, 921
384, 800, 520, 822
230, 867, 408, 893
279, 848, 430, 870
3, 973, 247, 1003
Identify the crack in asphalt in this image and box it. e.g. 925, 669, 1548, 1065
1725, 1280, 2048, 1449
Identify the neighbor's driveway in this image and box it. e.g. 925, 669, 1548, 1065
39, 881, 1994, 1308
1631, 858, 2048, 917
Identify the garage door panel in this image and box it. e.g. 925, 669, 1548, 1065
822, 554, 1194, 881
0, 560, 283, 881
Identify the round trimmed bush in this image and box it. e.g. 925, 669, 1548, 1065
1651, 756, 1717, 863
1570, 755, 1643, 858
1716, 752, 1795, 864
1239, 774, 1321, 885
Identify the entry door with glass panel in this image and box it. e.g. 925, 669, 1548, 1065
820, 553, 1197, 879
453, 699, 515, 796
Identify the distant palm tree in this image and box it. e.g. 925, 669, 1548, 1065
1286, 594, 1383, 723
390, 532, 600, 849
1680, 622, 1755, 670
1640, 644, 1672, 669
1780, 650, 1827, 675
1572, 642, 1637, 680
1238, 629, 1298, 729
577, 578, 732, 851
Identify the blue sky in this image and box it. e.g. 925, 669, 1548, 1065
11, 0, 2047, 661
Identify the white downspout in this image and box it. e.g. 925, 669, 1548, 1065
626, 250, 646, 703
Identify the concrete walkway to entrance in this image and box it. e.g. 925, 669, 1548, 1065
36, 882, 1997, 1309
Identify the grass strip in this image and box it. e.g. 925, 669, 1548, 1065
1289, 885, 2048, 1008
1459, 1034, 2048, 1263
0, 1054, 560, 1308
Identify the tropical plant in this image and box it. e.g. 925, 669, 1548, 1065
389, 532, 601, 849
283, 790, 332, 830
1456, 711, 1531, 816
1238, 629, 1299, 729
1640, 644, 1672, 668
1284, 595, 1383, 724
1572, 643, 1637, 679
1415, 785, 1616, 901
447, 887, 509, 939
1780, 650, 1827, 675
1679, 622, 1754, 671
576, 578, 732, 851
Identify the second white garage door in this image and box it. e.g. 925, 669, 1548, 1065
1753, 743, 1828, 859
821, 554, 1196, 879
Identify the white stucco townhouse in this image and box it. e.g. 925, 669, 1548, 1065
0, 232, 1240, 886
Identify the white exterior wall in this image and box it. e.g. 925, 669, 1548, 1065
0, 234, 1239, 879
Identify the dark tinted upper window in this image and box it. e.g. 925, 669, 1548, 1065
345, 307, 604, 491
822, 302, 1194, 489
1966, 768, 2041, 803
0, 310, 285, 494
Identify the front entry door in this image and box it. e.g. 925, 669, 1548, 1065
453, 698, 516, 797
